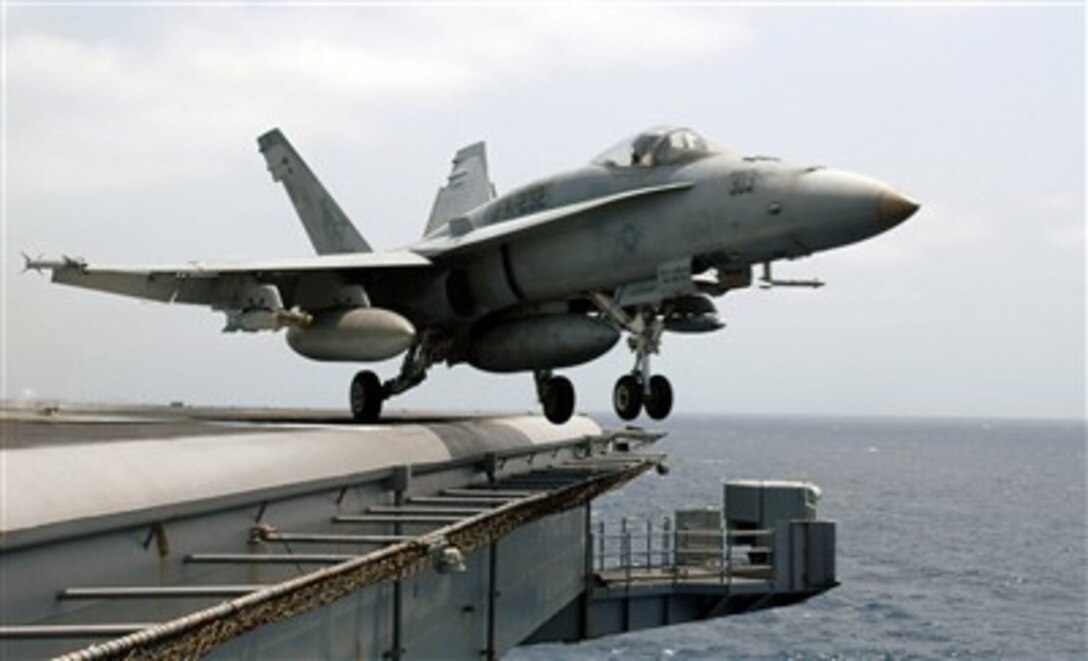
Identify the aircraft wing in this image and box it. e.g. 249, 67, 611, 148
26, 251, 432, 309
29, 182, 691, 309
413, 181, 694, 259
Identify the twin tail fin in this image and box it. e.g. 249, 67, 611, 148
425, 141, 495, 237
258, 129, 371, 255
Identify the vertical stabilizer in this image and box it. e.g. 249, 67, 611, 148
258, 129, 371, 255
425, 142, 495, 236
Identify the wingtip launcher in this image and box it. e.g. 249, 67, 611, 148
22, 254, 87, 275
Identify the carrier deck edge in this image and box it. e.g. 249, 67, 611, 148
1, 404, 837, 659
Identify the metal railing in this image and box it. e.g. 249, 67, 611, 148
590, 516, 774, 588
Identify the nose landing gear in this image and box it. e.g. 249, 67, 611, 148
613, 371, 673, 421
644, 374, 673, 420
593, 295, 678, 422
591, 295, 674, 423
613, 374, 642, 420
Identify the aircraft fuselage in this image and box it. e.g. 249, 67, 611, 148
420, 151, 913, 328
31, 126, 918, 424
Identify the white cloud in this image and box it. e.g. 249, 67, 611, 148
1044, 223, 1085, 252
1029, 190, 1085, 253
6, 6, 751, 194
826, 201, 996, 269
827, 189, 1085, 273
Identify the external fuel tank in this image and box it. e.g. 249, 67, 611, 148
467, 314, 619, 373
287, 308, 416, 362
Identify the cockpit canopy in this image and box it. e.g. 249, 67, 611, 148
593, 126, 720, 168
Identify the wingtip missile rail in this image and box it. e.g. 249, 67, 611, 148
22, 254, 87, 275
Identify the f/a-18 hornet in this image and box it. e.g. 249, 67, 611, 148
27, 126, 918, 424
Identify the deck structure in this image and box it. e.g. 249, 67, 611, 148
1, 404, 836, 659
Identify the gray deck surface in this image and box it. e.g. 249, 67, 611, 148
0, 403, 542, 449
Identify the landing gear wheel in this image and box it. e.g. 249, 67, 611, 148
541, 376, 575, 424
350, 370, 384, 423
644, 374, 674, 420
613, 375, 643, 421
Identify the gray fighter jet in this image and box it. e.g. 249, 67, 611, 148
26, 126, 918, 423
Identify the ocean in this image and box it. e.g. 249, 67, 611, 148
510, 415, 1087, 659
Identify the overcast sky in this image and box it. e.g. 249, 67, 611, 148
3, 3, 1084, 421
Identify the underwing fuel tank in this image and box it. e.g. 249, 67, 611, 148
468, 314, 620, 373
287, 308, 416, 362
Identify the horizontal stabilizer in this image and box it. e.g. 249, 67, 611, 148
425, 141, 495, 237
258, 129, 371, 255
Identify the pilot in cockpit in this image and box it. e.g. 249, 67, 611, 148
630, 132, 662, 167
633, 129, 712, 167
594, 127, 718, 170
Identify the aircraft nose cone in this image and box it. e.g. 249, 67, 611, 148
879, 189, 920, 227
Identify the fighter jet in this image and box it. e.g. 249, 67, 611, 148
26, 126, 918, 424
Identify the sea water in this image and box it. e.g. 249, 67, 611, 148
510, 415, 1086, 659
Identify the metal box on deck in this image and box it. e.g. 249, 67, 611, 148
723, 480, 821, 530
674, 508, 722, 567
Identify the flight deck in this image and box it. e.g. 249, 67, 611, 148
1, 404, 837, 659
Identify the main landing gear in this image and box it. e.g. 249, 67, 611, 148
535, 370, 575, 424
349, 339, 438, 423
350, 370, 384, 423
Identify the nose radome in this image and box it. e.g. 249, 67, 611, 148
879, 189, 920, 227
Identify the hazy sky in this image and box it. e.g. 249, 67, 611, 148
3, 3, 1084, 421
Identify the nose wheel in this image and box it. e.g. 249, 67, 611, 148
613, 375, 642, 420
613, 373, 673, 421
644, 374, 673, 420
